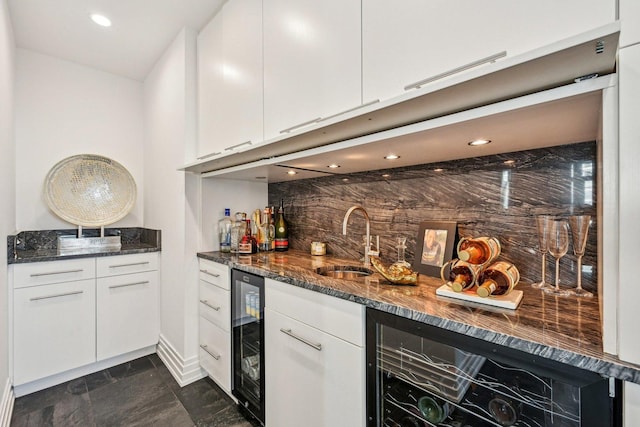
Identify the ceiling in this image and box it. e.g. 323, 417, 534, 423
7, 0, 225, 80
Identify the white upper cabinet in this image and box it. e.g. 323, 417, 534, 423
620, 0, 640, 46
263, 0, 361, 140
197, 0, 263, 160
363, 0, 616, 102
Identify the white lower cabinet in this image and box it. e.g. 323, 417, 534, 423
12, 252, 160, 389
14, 278, 96, 385
265, 278, 365, 427
198, 259, 231, 392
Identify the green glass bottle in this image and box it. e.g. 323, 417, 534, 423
274, 200, 289, 252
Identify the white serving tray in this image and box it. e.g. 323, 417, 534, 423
435, 284, 523, 310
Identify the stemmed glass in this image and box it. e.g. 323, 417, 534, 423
543, 219, 571, 296
568, 215, 593, 298
531, 215, 552, 289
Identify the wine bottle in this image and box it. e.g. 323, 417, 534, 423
488, 394, 521, 426
274, 200, 289, 252
476, 261, 520, 297
440, 259, 481, 292
457, 236, 501, 265
418, 395, 450, 424
218, 208, 232, 253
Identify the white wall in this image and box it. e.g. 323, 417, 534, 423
0, 0, 15, 416
143, 27, 201, 382
14, 49, 144, 231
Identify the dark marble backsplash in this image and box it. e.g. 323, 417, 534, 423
269, 142, 597, 292
8, 227, 161, 260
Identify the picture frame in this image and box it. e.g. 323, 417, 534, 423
413, 221, 458, 277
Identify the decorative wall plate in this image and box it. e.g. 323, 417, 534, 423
43, 154, 136, 227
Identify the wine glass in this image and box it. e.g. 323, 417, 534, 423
543, 219, 571, 296
568, 215, 593, 298
531, 215, 552, 289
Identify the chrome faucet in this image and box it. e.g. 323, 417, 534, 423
343, 205, 379, 267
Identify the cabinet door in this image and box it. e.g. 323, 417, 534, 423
620, 0, 640, 47
263, 0, 361, 140
96, 271, 159, 360
14, 279, 96, 385
197, 0, 263, 159
363, 0, 616, 102
197, 10, 226, 159
265, 308, 365, 427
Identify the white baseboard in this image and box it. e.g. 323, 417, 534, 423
0, 378, 14, 427
13, 346, 156, 397
156, 334, 205, 387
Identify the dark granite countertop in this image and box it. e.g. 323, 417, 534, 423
8, 228, 161, 264
198, 249, 640, 384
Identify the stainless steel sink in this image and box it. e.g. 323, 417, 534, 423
315, 265, 374, 280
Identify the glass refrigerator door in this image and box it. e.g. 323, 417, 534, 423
232, 273, 264, 423
367, 309, 619, 427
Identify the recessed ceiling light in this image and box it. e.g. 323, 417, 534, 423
91, 14, 112, 27
287, 170, 297, 175
468, 139, 491, 146
382, 173, 391, 178
503, 160, 516, 165
384, 154, 400, 160
328, 163, 340, 168
342, 178, 350, 182
433, 168, 445, 172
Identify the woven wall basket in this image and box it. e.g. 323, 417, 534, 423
43, 154, 137, 227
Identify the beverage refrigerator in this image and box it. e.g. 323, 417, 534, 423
366, 308, 622, 427
231, 269, 265, 425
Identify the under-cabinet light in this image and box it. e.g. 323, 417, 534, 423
468, 139, 491, 146
328, 164, 340, 169
91, 14, 112, 27
384, 154, 400, 160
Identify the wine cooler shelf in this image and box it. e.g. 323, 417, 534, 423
368, 308, 619, 427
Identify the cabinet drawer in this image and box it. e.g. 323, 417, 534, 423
265, 308, 365, 427
96, 252, 158, 278
199, 259, 230, 290
96, 271, 159, 360
14, 279, 96, 385
199, 280, 230, 331
265, 278, 364, 347
13, 258, 95, 288
199, 317, 231, 392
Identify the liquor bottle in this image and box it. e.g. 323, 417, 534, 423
230, 212, 247, 253
239, 219, 258, 254
476, 261, 520, 297
274, 200, 289, 252
457, 236, 501, 265
218, 208, 232, 253
440, 259, 481, 292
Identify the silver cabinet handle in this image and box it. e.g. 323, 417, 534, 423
319, 99, 380, 122
280, 328, 322, 351
224, 140, 252, 151
199, 299, 221, 311
200, 344, 221, 360
197, 151, 222, 160
279, 117, 322, 134
404, 51, 507, 90
30, 290, 83, 301
109, 280, 149, 289
199, 269, 220, 278
30, 269, 83, 277
109, 261, 150, 268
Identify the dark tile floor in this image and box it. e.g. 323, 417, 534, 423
10, 354, 261, 427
